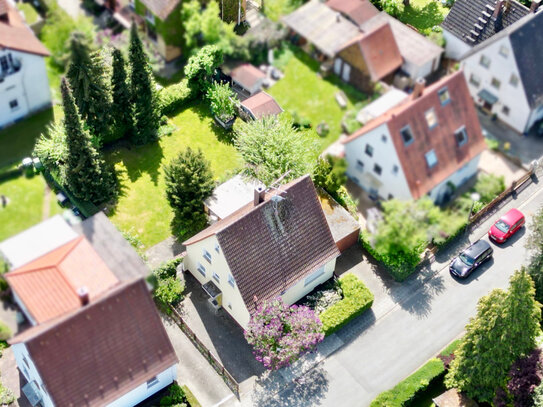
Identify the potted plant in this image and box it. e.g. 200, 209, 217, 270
207, 82, 237, 129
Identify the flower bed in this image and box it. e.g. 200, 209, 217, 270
319, 273, 374, 336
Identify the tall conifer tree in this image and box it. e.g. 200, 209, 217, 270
111, 48, 134, 140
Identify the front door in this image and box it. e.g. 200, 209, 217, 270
334, 58, 342, 75
342, 63, 351, 82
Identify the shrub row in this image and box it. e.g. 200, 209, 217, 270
319, 273, 374, 336
159, 79, 196, 116
150, 258, 185, 307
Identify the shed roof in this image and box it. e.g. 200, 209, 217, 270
240, 91, 284, 120
230, 63, 266, 91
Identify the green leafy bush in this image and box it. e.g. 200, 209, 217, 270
0, 322, 12, 341
206, 82, 237, 122
485, 138, 500, 151
160, 79, 195, 115
0, 383, 15, 406
473, 173, 506, 204
342, 103, 363, 135
370, 358, 445, 407
152, 258, 184, 306
319, 273, 374, 335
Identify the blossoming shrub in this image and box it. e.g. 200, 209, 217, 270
319, 273, 374, 336
244, 299, 324, 370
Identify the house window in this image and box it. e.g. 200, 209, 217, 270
228, 274, 235, 287
0, 56, 8, 72
215, 243, 220, 253
510, 74, 519, 87
228, 302, 232, 309
365, 144, 373, 157
425, 108, 438, 129
197, 262, 206, 277
502, 105, 510, 116
425, 150, 438, 168
212, 272, 220, 283
491, 78, 501, 90
203, 249, 212, 263
400, 125, 414, 145
147, 377, 159, 389
479, 55, 491, 68
438, 88, 451, 105
23, 357, 29, 369
145, 8, 155, 24
392, 165, 399, 174
454, 127, 468, 146
373, 164, 382, 175
499, 45, 509, 58
388, 194, 394, 200
356, 159, 364, 171
469, 73, 481, 88
304, 266, 325, 287
381, 134, 387, 143
9, 100, 18, 110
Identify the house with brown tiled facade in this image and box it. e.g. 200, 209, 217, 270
183, 175, 341, 329
342, 71, 487, 204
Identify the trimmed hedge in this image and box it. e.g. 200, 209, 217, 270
160, 79, 195, 116
319, 273, 374, 336
370, 358, 446, 407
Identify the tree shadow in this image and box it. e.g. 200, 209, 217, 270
190, 102, 236, 146
251, 365, 330, 407
452, 257, 495, 285
402, 2, 446, 31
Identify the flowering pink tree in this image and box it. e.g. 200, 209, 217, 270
244, 298, 324, 370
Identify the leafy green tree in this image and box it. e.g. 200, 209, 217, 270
66, 32, 112, 143
184, 45, 224, 95
163, 148, 215, 237
206, 81, 237, 122
110, 48, 134, 141
129, 23, 160, 145
61, 79, 116, 205
446, 270, 541, 403
34, 122, 68, 177
526, 207, 543, 303
312, 155, 347, 197
234, 115, 318, 185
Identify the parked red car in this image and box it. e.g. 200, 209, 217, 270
488, 208, 525, 243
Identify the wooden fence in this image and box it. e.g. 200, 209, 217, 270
168, 304, 241, 399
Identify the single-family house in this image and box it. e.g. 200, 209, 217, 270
460, 10, 543, 133
230, 63, 267, 97
441, 0, 535, 60
183, 175, 341, 329
282, 0, 403, 93
326, 0, 379, 25
342, 71, 487, 204
239, 91, 283, 120
0, 0, 51, 128
9, 278, 178, 407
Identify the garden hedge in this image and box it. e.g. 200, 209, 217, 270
319, 273, 374, 336
160, 79, 195, 116
370, 358, 446, 407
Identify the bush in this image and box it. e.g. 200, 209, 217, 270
0, 322, 11, 341
160, 79, 195, 115
370, 358, 445, 407
473, 173, 506, 204
206, 82, 237, 122
486, 137, 500, 151
0, 384, 15, 406
319, 273, 374, 336
342, 103, 363, 135
152, 258, 185, 306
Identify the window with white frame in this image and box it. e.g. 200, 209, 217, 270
400, 125, 414, 145
145, 8, 155, 23
491, 77, 501, 90
365, 144, 374, 157
203, 248, 212, 263
499, 45, 509, 58
304, 266, 325, 287
197, 262, 206, 277
469, 73, 481, 88
425, 150, 438, 168
425, 108, 438, 129
214, 243, 220, 253
479, 55, 491, 68
212, 272, 220, 283
356, 159, 364, 171
438, 88, 451, 105
228, 274, 235, 287
147, 377, 159, 389
509, 74, 519, 87
454, 127, 468, 146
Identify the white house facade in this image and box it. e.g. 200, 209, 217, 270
442, 29, 472, 60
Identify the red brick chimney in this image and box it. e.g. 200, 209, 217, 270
253, 186, 266, 206
77, 286, 90, 306
412, 78, 426, 99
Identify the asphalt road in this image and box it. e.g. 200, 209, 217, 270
261, 182, 543, 407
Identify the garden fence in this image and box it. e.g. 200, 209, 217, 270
167, 304, 241, 399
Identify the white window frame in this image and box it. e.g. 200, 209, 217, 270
203, 248, 212, 263
212, 272, 220, 283
425, 150, 438, 168
454, 126, 468, 146
425, 108, 438, 129
228, 274, 235, 287
147, 376, 159, 389
469, 73, 481, 88
197, 262, 206, 277
400, 125, 414, 146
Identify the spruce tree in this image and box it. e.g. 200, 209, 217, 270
66, 32, 112, 143
129, 23, 159, 145
110, 48, 134, 140
445, 270, 541, 403
61, 78, 116, 205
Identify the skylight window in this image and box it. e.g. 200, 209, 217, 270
425, 150, 438, 168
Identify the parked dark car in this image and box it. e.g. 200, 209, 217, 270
450, 240, 493, 278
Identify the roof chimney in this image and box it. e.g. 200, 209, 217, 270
411, 78, 426, 99
253, 186, 266, 206
531, 0, 541, 13
492, 0, 505, 31
77, 286, 90, 306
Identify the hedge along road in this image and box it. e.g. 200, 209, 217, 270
251, 179, 543, 407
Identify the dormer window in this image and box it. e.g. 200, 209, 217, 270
425, 150, 438, 168
425, 108, 438, 129
455, 127, 468, 146
438, 88, 450, 105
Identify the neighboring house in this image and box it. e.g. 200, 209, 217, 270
183, 175, 340, 329
0, 0, 51, 128
342, 71, 487, 204
356, 87, 408, 124
9, 278, 178, 407
326, 0, 379, 25
239, 91, 283, 120
230, 63, 267, 97
441, 0, 535, 60
282, 0, 403, 93
460, 10, 543, 133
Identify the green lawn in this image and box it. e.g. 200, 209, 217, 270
396, 0, 450, 34
0, 108, 56, 168
17, 2, 40, 25
107, 102, 242, 248
268, 47, 370, 152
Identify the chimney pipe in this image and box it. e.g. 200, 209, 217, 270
411, 78, 426, 99
77, 286, 90, 306
531, 0, 541, 12
493, 0, 505, 19
253, 186, 265, 206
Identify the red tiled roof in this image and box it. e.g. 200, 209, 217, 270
10, 279, 178, 407
5, 236, 119, 323
139, 0, 180, 20
0, 1, 50, 56
344, 71, 486, 199
230, 63, 266, 90
358, 22, 402, 81
184, 176, 340, 313
241, 91, 283, 119
326, 0, 379, 25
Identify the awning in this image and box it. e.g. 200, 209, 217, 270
202, 280, 221, 299
478, 89, 498, 105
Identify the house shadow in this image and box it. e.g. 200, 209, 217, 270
176, 273, 265, 384
251, 366, 330, 407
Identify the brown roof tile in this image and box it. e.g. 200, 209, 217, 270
326, 0, 379, 25
139, 0, 180, 20
185, 176, 340, 313
358, 22, 403, 80
241, 91, 283, 119
230, 63, 266, 91
344, 71, 486, 199
0, 2, 50, 56
11, 279, 178, 407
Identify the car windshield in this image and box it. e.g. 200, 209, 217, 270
459, 253, 475, 266
495, 219, 511, 233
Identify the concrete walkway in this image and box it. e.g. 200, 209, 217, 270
145, 236, 185, 270
478, 149, 526, 187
